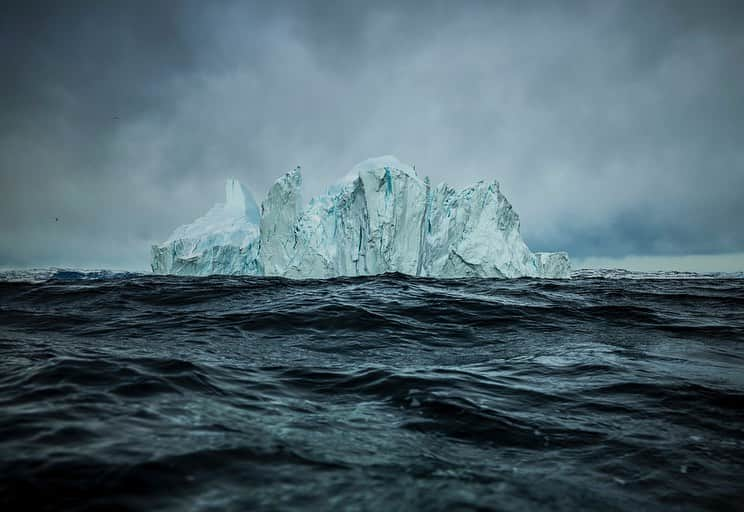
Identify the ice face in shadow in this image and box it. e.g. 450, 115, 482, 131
152, 156, 570, 278
277, 156, 429, 278
259, 167, 303, 276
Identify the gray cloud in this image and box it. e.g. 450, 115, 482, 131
1, 0, 743, 269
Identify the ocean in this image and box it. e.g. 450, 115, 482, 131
1, 269, 743, 511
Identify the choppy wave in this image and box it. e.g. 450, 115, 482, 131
1, 268, 743, 511
573, 268, 744, 280
2, 267, 743, 283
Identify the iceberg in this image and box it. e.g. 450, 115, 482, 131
152, 156, 570, 278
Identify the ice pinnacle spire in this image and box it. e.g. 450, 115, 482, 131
224, 178, 260, 223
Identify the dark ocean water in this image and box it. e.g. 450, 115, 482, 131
1, 269, 743, 511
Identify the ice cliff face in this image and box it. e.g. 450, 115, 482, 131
259, 166, 303, 276
152, 156, 570, 278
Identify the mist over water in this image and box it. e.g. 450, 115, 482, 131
1, 270, 743, 511
3, 1, 744, 268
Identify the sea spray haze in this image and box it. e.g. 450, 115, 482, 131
1, 269, 744, 510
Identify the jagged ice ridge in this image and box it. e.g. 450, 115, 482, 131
152, 156, 570, 278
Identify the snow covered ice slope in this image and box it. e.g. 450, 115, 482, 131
151, 179, 261, 276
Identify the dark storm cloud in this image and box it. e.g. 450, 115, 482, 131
1, 0, 743, 269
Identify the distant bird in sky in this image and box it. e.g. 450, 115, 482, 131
55, 217, 59, 222
113, 116, 119, 120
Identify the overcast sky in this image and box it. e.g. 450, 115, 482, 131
1, 0, 743, 271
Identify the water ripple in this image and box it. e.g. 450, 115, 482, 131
0, 269, 743, 511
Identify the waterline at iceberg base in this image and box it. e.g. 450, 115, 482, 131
152, 156, 570, 278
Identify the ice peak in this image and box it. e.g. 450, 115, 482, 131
225, 179, 245, 210
224, 178, 259, 222
337, 155, 417, 185
279, 166, 302, 182
357, 155, 414, 174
